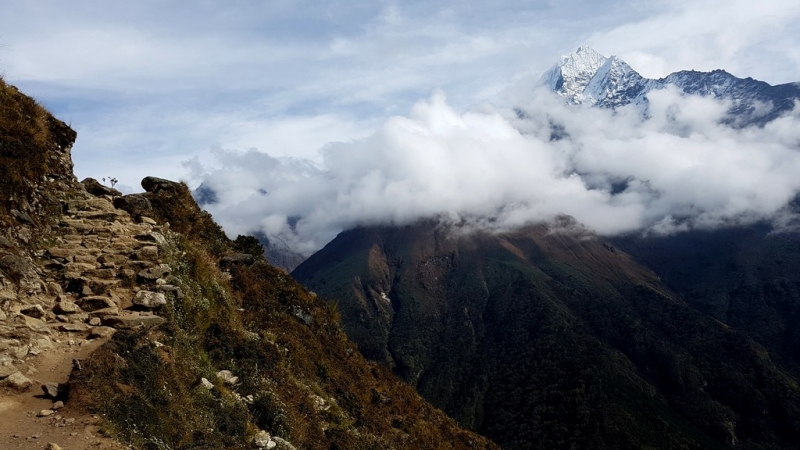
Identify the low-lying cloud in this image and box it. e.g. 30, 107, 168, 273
188, 87, 800, 255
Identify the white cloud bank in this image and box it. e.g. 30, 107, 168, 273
189, 88, 800, 255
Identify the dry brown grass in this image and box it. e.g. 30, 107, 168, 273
0, 76, 76, 223
69, 184, 497, 449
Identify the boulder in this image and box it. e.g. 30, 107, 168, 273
77, 296, 117, 312
81, 177, 121, 197
53, 301, 82, 315
1, 371, 33, 391
137, 264, 171, 282
135, 232, 167, 245
59, 323, 88, 333
0, 364, 19, 379
200, 377, 214, 390
136, 246, 159, 261
88, 326, 116, 339
273, 437, 298, 450
41, 382, 61, 399
141, 176, 182, 193
113, 194, 152, 217
0, 236, 13, 248
132, 291, 167, 309
0, 253, 32, 279
21, 304, 46, 319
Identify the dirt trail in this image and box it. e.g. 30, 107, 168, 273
0, 338, 125, 449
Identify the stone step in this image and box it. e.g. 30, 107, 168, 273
65, 198, 116, 213
83, 268, 118, 280
76, 296, 118, 312
74, 210, 129, 221
102, 313, 165, 330
97, 253, 130, 266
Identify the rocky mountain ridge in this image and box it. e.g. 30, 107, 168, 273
541, 46, 800, 122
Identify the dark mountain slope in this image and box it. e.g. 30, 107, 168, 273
293, 219, 800, 449
613, 226, 800, 375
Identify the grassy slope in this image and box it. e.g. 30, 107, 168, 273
69, 184, 497, 450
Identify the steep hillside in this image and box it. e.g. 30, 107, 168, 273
293, 219, 800, 449
0, 79, 496, 449
612, 225, 800, 376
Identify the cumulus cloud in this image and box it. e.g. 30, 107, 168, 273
190, 88, 800, 255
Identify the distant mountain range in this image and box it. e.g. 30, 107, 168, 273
541, 46, 800, 123
289, 51, 800, 449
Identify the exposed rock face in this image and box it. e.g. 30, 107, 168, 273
112, 194, 152, 218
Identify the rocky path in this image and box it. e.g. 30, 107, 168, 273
0, 190, 176, 449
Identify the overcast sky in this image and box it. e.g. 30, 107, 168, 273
2, 0, 799, 188
2, 1, 800, 253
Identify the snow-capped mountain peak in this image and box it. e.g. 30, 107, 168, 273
539, 47, 800, 123
541, 46, 608, 104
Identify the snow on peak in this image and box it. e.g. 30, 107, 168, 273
541, 47, 609, 104
541, 47, 652, 106
537, 48, 800, 124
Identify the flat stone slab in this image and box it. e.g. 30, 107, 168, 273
103, 314, 166, 330
77, 296, 117, 312
132, 291, 167, 309
58, 323, 89, 333
137, 264, 171, 282
88, 326, 116, 339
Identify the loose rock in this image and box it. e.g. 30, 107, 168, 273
21, 304, 47, 319
88, 326, 116, 339
137, 264, 171, 282
1, 371, 33, 391
253, 430, 277, 449
53, 300, 82, 315
132, 290, 167, 309
216, 370, 239, 385
42, 382, 61, 399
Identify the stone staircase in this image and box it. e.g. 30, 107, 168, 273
1, 188, 176, 394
